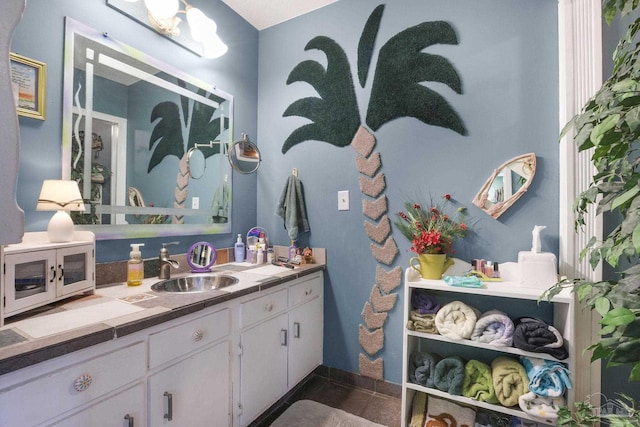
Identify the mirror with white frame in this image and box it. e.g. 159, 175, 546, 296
62, 18, 234, 239
472, 152, 536, 219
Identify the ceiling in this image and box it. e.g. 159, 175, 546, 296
221, 0, 338, 30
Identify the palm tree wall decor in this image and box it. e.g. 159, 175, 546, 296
147, 83, 230, 224
282, 4, 467, 379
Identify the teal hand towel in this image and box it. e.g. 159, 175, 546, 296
276, 175, 310, 241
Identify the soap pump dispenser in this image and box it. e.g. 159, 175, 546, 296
127, 243, 145, 286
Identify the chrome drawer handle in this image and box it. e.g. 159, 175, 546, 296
164, 392, 173, 421
73, 373, 92, 392
193, 329, 204, 342
305, 288, 312, 296
265, 303, 274, 312
124, 414, 134, 427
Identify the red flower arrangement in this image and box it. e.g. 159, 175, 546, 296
395, 195, 468, 255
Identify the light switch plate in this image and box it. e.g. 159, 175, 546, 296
338, 190, 349, 211
192, 197, 200, 209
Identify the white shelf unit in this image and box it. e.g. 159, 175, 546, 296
401, 268, 577, 426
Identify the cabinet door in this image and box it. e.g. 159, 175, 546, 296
148, 340, 231, 427
3, 250, 56, 315
56, 244, 95, 296
49, 382, 145, 427
288, 295, 323, 387
239, 313, 288, 426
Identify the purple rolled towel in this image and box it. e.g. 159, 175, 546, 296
411, 289, 441, 314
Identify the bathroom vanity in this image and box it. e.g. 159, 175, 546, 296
0, 260, 324, 427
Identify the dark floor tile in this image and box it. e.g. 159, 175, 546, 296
312, 381, 373, 415
331, 366, 376, 391
286, 374, 328, 403
249, 402, 290, 427
360, 393, 402, 427
375, 379, 402, 399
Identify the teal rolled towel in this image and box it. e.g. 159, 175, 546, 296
434, 355, 465, 395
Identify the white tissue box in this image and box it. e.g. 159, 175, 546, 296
517, 251, 558, 289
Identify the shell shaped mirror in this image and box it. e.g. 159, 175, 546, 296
472, 153, 536, 219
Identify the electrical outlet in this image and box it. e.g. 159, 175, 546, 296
192, 197, 199, 209
338, 190, 349, 211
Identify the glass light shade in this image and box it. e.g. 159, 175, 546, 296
186, 7, 216, 41
201, 33, 228, 59
144, 0, 179, 20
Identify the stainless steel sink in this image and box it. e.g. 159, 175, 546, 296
151, 274, 239, 293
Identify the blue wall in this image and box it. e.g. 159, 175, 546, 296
256, 0, 559, 383
11, 0, 259, 262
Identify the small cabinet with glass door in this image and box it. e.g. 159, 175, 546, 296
1, 231, 95, 324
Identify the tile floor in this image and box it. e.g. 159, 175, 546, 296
251, 368, 402, 427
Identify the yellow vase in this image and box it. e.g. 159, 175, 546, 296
409, 253, 453, 280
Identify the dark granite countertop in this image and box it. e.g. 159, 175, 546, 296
0, 261, 325, 376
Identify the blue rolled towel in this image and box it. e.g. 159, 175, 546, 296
520, 356, 572, 397
411, 289, 441, 314
434, 355, 465, 395
409, 351, 441, 388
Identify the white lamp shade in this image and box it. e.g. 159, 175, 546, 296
186, 7, 216, 41
201, 33, 228, 59
144, 0, 179, 20
37, 180, 85, 212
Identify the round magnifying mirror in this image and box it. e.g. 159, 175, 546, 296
186, 147, 207, 179
187, 241, 217, 273
228, 134, 261, 174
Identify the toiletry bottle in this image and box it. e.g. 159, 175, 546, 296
127, 243, 145, 286
234, 234, 245, 263
288, 241, 297, 261
484, 261, 493, 277
493, 262, 500, 278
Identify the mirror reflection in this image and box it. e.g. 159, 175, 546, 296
62, 18, 234, 238
187, 241, 217, 273
472, 153, 536, 219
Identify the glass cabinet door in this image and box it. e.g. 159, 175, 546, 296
4, 251, 57, 315
56, 245, 95, 296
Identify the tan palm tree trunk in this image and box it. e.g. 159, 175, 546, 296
352, 126, 403, 380
172, 152, 189, 224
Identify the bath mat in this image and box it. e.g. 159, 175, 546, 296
271, 400, 385, 427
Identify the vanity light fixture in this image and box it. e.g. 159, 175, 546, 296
140, 0, 228, 58
36, 180, 85, 242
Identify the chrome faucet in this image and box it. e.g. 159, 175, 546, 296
159, 241, 180, 279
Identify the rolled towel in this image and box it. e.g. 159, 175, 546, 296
409, 351, 441, 388
411, 289, 441, 314
425, 396, 476, 427
513, 317, 568, 360
463, 359, 499, 404
406, 310, 438, 334
409, 392, 427, 427
518, 391, 565, 424
520, 356, 572, 397
435, 301, 479, 340
434, 355, 465, 395
470, 310, 514, 347
491, 356, 529, 407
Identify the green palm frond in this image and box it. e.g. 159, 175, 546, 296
282, 36, 360, 153
366, 21, 467, 135
358, 5, 385, 88
187, 90, 228, 157
148, 101, 185, 172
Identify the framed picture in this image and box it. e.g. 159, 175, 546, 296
9, 53, 46, 120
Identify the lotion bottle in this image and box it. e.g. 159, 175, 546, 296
127, 243, 145, 286
234, 234, 245, 263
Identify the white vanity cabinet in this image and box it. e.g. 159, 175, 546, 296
147, 308, 232, 426
2, 231, 95, 323
400, 269, 578, 426
238, 272, 324, 426
0, 338, 146, 427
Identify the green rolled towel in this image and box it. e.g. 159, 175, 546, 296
463, 359, 499, 404
434, 355, 465, 395
491, 356, 529, 407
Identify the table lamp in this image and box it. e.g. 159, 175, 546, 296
36, 179, 85, 242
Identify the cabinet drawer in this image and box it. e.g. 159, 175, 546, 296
241, 288, 288, 328
149, 308, 230, 369
0, 341, 145, 427
289, 276, 322, 307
